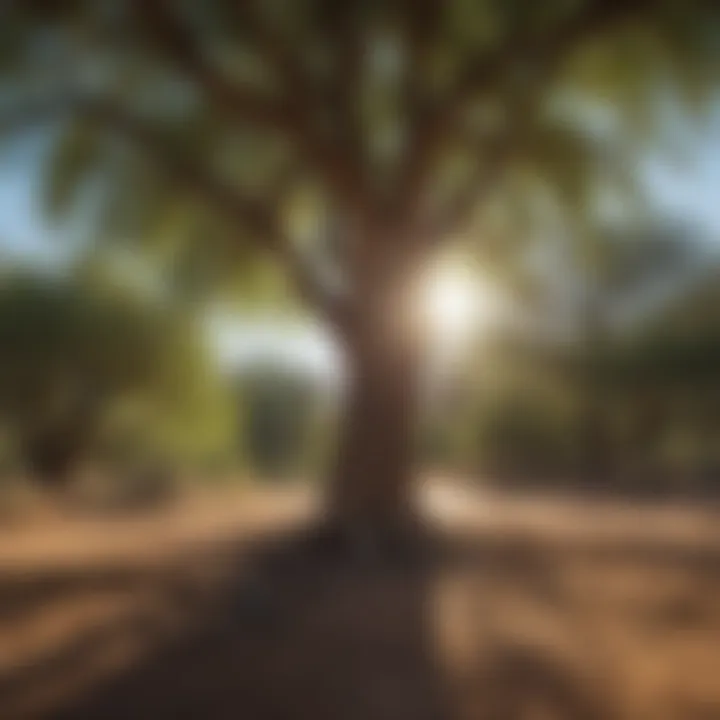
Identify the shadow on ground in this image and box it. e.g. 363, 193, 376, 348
1, 518, 719, 720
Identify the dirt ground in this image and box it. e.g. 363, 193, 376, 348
0, 482, 719, 720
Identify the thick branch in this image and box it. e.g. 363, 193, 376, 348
232, 4, 312, 104
137, 0, 367, 214
236, 1, 373, 217
429, 133, 512, 243
139, 0, 294, 130
1, 93, 345, 327
396, 0, 651, 221
399, 0, 443, 179
314, 1, 369, 205
95, 102, 349, 325
450, 0, 649, 117
420, 47, 554, 248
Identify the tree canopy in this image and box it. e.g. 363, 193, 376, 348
2, 1, 718, 322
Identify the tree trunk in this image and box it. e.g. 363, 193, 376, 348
326, 258, 428, 543
24, 429, 84, 488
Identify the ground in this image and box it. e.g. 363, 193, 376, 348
0, 480, 719, 719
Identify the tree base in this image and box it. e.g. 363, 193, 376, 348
303, 508, 438, 568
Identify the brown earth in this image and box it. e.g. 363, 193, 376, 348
0, 481, 719, 720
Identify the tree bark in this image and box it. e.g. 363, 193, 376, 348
329, 342, 421, 534
326, 255, 428, 543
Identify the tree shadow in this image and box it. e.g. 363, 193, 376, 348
20, 527, 453, 719
2, 523, 698, 719
462, 643, 612, 720
0, 566, 160, 625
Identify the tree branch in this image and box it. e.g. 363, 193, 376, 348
321, 3, 366, 205
1, 92, 346, 328
235, 1, 374, 217
95, 101, 349, 326
428, 133, 512, 243
395, 0, 652, 224
136, 0, 368, 214
138, 0, 294, 131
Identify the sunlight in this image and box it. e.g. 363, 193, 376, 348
422, 262, 492, 351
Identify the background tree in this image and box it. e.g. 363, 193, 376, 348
0, 269, 228, 486
609, 265, 720, 489
233, 362, 330, 480
2, 0, 718, 537
426, 225, 720, 493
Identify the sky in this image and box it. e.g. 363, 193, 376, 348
0, 134, 59, 263
644, 141, 720, 237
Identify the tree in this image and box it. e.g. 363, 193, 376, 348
234, 362, 328, 479
0, 270, 226, 485
612, 264, 720, 486
462, 224, 716, 489
2, 0, 718, 537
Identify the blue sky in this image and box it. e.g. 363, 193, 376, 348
644, 139, 720, 238
0, 134, 56, 262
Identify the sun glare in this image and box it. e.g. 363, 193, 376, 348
422, 263, 492, 351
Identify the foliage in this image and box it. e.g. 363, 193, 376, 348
0, 268, 231, 484
232, 362, 332, 479
427, 253, 720, 495
1, 1, 718, 317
